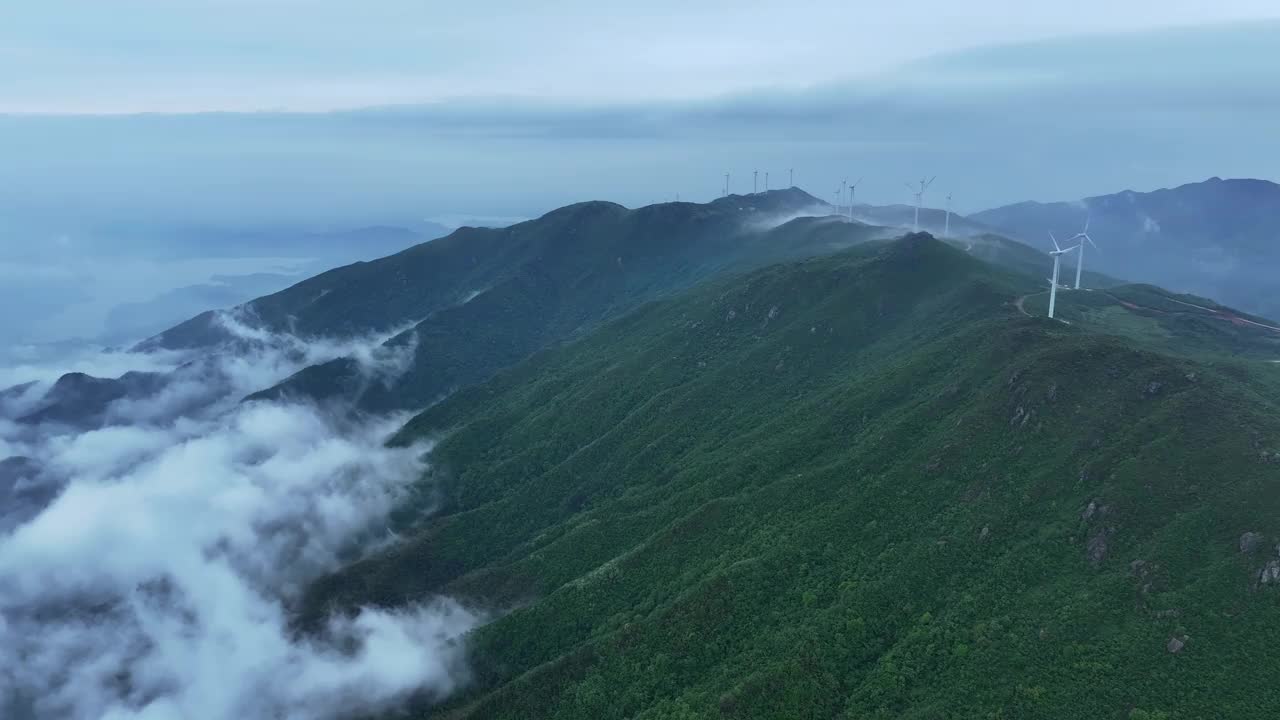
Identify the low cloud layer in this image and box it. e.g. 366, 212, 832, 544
0, 313, 476, 720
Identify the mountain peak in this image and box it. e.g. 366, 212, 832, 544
881, 231, 965, 265
710, 187, 825, 213
536, 200, 628, 223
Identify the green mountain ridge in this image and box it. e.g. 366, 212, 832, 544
296, 234, 1280, 719
15, 192, 1119, 434
238, 204, 1118, 414
131, 190, 1122, 419
137, 189, 835, 350
241, 193, 900, 411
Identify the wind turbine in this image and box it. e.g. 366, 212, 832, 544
789, 168, 794, 187
765, 171, 769, 191
1047, 232, 1080, 320
944, 193, 953, 236
724, 173, 730, 197
848, 178, 862, 221
754, 170, 759, 194
1067, 216, 1099, 290
905, 176, 935, 232
840, 179, 847, 214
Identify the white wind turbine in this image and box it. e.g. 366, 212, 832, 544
1066, 216, 1099, 290
944, 193, 953, 236
848, 177, 862, 221
905, 176, 935, 232
1047, 232, 1080, 320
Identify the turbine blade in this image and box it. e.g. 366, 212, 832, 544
1049, 232, 1061, 252
1085, 233, 1099, 250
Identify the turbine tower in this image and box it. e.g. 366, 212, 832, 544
1067, 216, 1099, 290
945, 193, 953, 236
1047, 232, 1080, 320
724, 173, 729, 197
765, 171, 769, 191
754, 170, 759, 194
904, 176, 935, 232
789, 168, 794, 187
848, 177, 862, 221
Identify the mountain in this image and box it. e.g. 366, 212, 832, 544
9, 188, 1280, 717
16, 370, 168, 427
142, 191, 1112, 417
143, 190, 901, 410
972, 177, 1280, 322
20, 190, 1093, 436
294, 233, 1280, 719
139, 190, 825, 349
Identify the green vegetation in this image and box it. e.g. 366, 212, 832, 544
152, 188, 1142, 419
1022, 284, 1280, 362
300, 235, 1280, 718
246, 193, 897, 410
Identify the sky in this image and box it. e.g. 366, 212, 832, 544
2, 2, 1280, 345
4, 1, 1280, 113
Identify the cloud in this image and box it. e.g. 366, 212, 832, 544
1, 308, 422, 430
740, 203, 841, 233
2, 23, 1278, 247
5, 3, 1280, 113
0, 346, 185, 398
0, 316, 477, 720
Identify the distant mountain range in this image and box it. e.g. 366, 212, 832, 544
972, 177, 1280, 322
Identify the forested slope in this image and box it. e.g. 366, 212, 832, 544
299, 235, 1280, 719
